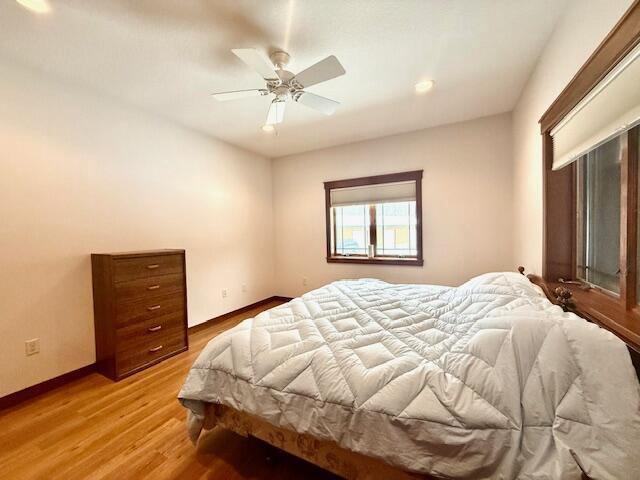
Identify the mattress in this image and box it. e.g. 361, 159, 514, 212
179, 272, 640, 479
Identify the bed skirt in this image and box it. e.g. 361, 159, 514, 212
200, 403, 432, 480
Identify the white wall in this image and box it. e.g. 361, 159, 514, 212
512, 0, 634, 273
0, 60, 275, 397
272, 113, 514, 297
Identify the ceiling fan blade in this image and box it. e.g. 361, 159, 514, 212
231, 48, 279, 80
295, 92, 339, 115
266, 100, 286, 125
293, 55, 345, 88
211, 89, 267, 101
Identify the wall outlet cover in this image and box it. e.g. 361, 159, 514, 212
25, 338, 40, 356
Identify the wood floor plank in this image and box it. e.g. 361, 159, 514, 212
0, 301, 338, 480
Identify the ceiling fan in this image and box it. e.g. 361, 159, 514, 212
211, 49, 346, 126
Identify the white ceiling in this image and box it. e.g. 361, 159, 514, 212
0, 0, 567, 157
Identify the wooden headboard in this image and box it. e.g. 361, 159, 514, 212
518, 266, 640, 380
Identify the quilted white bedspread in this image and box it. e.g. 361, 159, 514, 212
179, 272, 640, 479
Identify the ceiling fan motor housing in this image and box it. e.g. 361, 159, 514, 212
270, 50, 291, 69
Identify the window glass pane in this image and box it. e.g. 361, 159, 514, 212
375, 201, 417, 256
576, 136, 620, 293
333, 204, 369, 255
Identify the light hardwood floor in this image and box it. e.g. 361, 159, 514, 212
0, 300, 338, 480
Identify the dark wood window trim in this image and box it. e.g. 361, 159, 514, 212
538, 0, 640, 352
324, 170, 423, 266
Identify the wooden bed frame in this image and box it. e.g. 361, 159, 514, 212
519, 266, 640, 379
196, 269, 605, 480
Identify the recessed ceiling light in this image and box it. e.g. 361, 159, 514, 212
415, 80, 435, 94
16, 0, 51, 14
261, 124, 275, 133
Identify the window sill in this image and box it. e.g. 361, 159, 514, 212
326, 256, 423, 266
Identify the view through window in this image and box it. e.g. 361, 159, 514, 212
576, 136, 621, 294
334, 204, 369, 255
333, 201, 418, 256
376, 201, 418, 256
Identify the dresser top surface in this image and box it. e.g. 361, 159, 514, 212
92, 249, 185, 259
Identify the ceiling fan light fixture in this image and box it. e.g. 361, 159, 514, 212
415, 80, 435, 94
15, 0, 51, 14
261, 124, 275, 133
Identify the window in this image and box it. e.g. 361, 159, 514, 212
546, 36, 640, 300
324, 171, 423, 265
539, 3, 640, 352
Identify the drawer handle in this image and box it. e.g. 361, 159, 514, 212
149, 345, 163, 353
147, 264, 160, 270
147, 305, 161, 311
147, 285, 160, 291
147, 325, 162, 332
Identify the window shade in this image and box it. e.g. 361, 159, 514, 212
551, 42, 640, 170
330, 181, 416, 207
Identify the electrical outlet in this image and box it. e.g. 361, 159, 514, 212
222, 288, 228, 298
241, 284, 247, 293
302, 277, 308, 286
25, 338, 40, 356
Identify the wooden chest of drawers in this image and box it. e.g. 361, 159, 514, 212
91, 249, 188, 380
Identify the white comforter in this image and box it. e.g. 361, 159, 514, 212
179, 272, 640, 479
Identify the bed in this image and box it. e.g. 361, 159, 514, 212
179, 272, 640, 479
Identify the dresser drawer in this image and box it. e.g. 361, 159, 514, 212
115, 291, 184, 327
116, 327, 186, 376
117, 314, 185, 354
113, 254, 183, 282
115, 273, 184, 303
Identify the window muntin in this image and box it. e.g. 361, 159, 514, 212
576, 136, 621, 294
